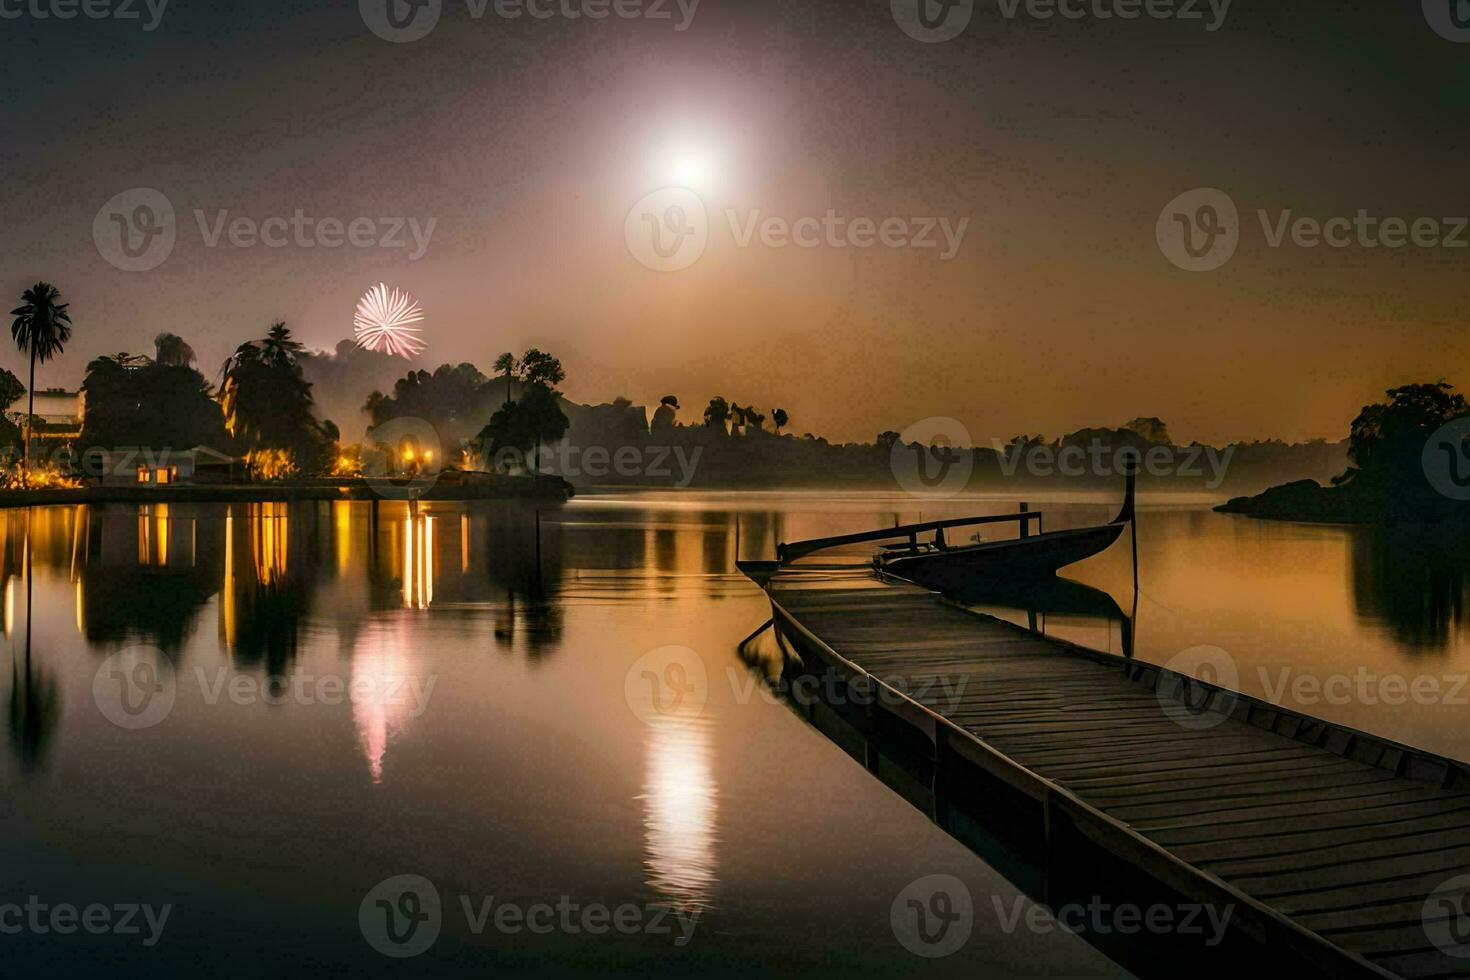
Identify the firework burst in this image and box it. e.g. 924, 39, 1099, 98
353, 283, 426, 358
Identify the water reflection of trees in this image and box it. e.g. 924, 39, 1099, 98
1351, 525, 1470, 652
222, 503, 322, 680
479, 504, 564, 658
7, 518, 60, 774
79, 504, 219, 653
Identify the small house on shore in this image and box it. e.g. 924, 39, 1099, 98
92, 446, 241, 486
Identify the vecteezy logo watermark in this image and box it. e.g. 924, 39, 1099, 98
624, 645, 708, 725
891, 874, 973, 958
361, 0, 700, 42
360, 875, 443, 958
360, 0, 443, 42
93, 188, 438, 272
893, 0, 1231, 42
0, 897, 171, 946
93, 188, 177, 273
890, 417, 974, 498
358, 876, 699, 958
892, 0, 974, 43
625, 187, 709, 272
1423, 417, 1470, 501
1425, 874, 1470, 958
363, 415, 444, 500
1156, 187, 1239, 273
0, 0, 169, 30
93, 648, 177, 730
992, 895, 1234, 946
1159, 187, 1470, 272
1424, 0, 1470, 42
1156, 645, 1238, 730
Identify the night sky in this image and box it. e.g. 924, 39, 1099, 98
2, 0, 1466, 445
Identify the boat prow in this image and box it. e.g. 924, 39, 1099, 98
736, 559, 782, 589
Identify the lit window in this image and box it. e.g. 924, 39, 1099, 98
157, 468, 170, 485
136, 466, 149, 483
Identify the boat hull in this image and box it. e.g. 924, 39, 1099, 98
881, 522, 1126, 592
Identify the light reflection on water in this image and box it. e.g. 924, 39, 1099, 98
640, 716, 719, 915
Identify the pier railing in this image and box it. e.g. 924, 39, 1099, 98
776, 507, 1042, 564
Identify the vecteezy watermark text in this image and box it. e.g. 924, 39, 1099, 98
995, 437, 1234, 488
360, 0, 699, 43
1158, 187, 1470, 272
93, 648, 438, 730
0, 0, 168, 30
358, 875, 697, 959
194, 210, 436, 259
624, 187, 970, 272
0, 897, 171, 946
488, 443, 702, 486
725, 210, 969, 260
992, 894, 1235, 947
891, 0, 1231, 44
727, 667, 969, 714
93, 188, 437, 272
1259, 667, 1470, 707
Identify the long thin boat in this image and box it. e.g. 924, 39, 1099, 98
877, 474, 1134, 590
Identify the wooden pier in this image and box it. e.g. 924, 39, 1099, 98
752, 539, 1470, 978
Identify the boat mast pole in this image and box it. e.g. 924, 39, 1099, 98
1127, 463, 1139, 656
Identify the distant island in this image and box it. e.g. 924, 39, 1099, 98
1218, 382, 1470, 525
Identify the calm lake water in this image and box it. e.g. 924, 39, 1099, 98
2, 490, 1467, 976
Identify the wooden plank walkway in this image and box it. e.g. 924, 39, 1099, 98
765, 563, 1470, 980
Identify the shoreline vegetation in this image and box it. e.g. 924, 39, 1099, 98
0, 280, 1389, 506
1217, 382, 1470, 526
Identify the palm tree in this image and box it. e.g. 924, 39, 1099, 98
260, 321, 304, 366
10, 283, 73, 485
220, 321, 332, 474
493, 352, 517, 405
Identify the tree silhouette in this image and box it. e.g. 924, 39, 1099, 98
364, 362, 494, 449
651, 395, 680, 434
80, 347, 229, 452
154, 332, 197, 367
0, 369, 24, 415
9, 282, 72, 485
494, 352, 517, 405
1348, 382, 1468, 479
704, 396, 730, 432
220, 322, 335, 475
772, 407, 789, 435
474, 384, 568, 474
519, 348, 566, 388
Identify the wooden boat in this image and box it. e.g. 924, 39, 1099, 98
937, 572, 1126, 619
878, 476, 1134, 590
